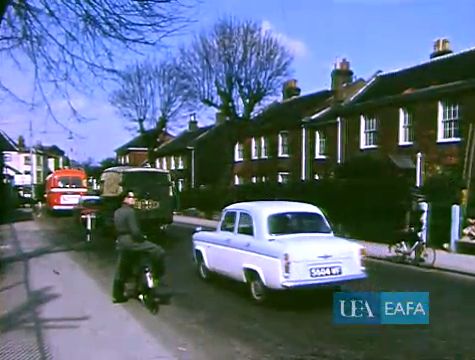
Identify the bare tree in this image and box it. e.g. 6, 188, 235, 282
109, 58, 184, 163
0, 0, 197, 128
177, 16, 294, 122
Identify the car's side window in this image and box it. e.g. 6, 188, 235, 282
237, 212, 254, 237
220, 211, 236, 233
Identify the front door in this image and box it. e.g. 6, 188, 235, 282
229, 211, 256, 280
212, 210, 237, 276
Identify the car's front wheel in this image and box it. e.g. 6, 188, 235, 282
196, 254, 211, 281
248, 273, 267, 304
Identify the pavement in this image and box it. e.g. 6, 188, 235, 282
173, 214, 475, 278
0, 211, 183, 360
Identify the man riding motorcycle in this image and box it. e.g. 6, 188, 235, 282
112, 190, 166, 303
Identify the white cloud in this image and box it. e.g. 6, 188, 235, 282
261, 20, 308, 58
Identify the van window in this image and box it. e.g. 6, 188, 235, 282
123, 172, 170, 187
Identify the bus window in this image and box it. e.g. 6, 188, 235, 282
57, 176, 84, 188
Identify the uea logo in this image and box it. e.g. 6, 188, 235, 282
333, 292, 429, 325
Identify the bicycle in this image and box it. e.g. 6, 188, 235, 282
388, 232, 436, 267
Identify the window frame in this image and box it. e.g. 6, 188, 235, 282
220, 211, 237, 233
399, 108, 414, 146
234, 142, 244, 161
437, 100, 461, 143
360, 114, 378, 149
277, 171, 290, 184
237, 211, 255, 237
315, 130, 327, 158
251, 137, 259, 159
278, 131, 290, 157
260, 136, 268, 159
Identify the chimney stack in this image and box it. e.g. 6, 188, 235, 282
188, 113, 198, 131
331, 58, 353, 91
430, 38, 453, 59
282, 79, 301, 100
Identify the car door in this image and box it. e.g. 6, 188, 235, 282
230, 211, 256, 280
212, 210, 237, 276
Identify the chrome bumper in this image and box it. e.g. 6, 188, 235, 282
280, 272, 367, 289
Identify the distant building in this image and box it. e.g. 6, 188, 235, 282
115, 129, 174, 166
1, 131, 67, 198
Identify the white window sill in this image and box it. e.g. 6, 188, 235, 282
278, 154, 290, 158
437, 138, 461, 144
360, 145, 378, 150
315, 155, 327, 160
234, 158, 243, 162
251, 156, 259, 160
398, 142, 413, 147
261, 155, 268, 159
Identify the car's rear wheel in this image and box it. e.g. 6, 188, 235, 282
196, 254, 211, 281
248, 272, 267, 304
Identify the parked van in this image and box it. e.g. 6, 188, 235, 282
98, 166, 175, 238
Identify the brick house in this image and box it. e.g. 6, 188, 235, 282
307, 39, 475, 201
233, 61, 366, 184
154, 114, 213, 192
115, 129, 174, 166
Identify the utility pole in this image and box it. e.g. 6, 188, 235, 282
29, 118, 35, 200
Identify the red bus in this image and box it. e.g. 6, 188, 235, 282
45, 168, 88, 212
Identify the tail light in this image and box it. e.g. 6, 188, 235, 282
282, 253, 290, 278
360, 247, 367, 258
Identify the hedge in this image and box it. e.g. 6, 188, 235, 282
178, 178, 412, 244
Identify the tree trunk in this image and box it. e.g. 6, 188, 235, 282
0, 0, 11, 27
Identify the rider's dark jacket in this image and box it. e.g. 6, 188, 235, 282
114, 204, 144, 249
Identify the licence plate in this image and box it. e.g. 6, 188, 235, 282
61, 195, 80, 204
309, 265, 342, 278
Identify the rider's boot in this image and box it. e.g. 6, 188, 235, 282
112, 279, 128, 303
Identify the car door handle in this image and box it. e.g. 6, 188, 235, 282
225, 238, 231, 242
245, 242, 250, 247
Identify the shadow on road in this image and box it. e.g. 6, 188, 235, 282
0, 286, 89, 333
0, 222, 90, 360
0, 242, 96, 265
0, 208, 35, 225
202, 275, 335, 312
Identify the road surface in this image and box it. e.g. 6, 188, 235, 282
1, 212, 474, 359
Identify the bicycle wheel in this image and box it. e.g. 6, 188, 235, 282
421, 247, 436, 267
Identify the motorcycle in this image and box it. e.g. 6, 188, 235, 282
121, 250, 170, 314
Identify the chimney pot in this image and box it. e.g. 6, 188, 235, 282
188, 113, 198, 131
430, 38, 452, 59
331, 58, 353, 91
282, 79, 301, 100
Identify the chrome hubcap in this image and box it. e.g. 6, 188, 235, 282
199, 262, 208, 279
251, 280, 264, 300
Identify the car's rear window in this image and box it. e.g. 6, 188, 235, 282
267, 211, 332, 235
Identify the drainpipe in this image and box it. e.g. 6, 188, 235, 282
416, 152, 423, 187
337, 117, 342, 164
301, 124, 306, 180
187, 146, 195, 189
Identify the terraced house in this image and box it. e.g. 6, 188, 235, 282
154, 114, 212, 192
307, 39, 475, 197
155, 112, 248, 192
232, 59, 366, 184
115, 129, 174, 166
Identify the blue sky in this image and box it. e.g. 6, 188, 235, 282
1, 0, 474, 163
